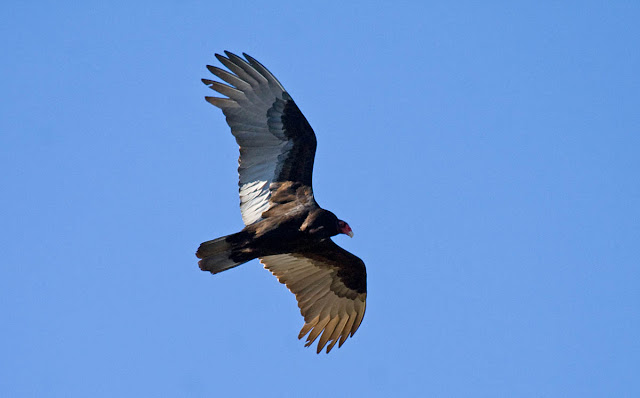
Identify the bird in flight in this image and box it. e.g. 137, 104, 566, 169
197, 51, 366, 353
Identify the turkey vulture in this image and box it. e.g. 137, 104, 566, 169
196, 51, 367, 353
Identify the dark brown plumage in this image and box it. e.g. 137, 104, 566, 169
197, 51, 366, 353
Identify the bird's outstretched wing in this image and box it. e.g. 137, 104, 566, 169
260, 240, 367, 353
203, 52, 317, 225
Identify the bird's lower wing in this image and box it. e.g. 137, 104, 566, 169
260, 240, 367, 353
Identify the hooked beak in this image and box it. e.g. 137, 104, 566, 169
338, 220, 354, 238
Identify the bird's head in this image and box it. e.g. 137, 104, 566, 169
337, 219, 354, 238
302, 210, 354, 239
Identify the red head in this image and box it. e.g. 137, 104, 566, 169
337, 220, 354, 238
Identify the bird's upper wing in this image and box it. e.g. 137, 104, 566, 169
260, 240, 367, 353
203, 52, 317, 226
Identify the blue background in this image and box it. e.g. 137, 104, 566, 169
2, 1, 639, 396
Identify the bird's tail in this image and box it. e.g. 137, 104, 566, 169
196, 233, 252, 274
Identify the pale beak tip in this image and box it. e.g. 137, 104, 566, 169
347, 231, 354, 238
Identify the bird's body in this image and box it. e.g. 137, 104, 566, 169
197, 52, 366, 353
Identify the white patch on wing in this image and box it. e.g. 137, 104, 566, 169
239, 180, 270, 225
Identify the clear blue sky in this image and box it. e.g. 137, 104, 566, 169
2, 1, 639, 397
